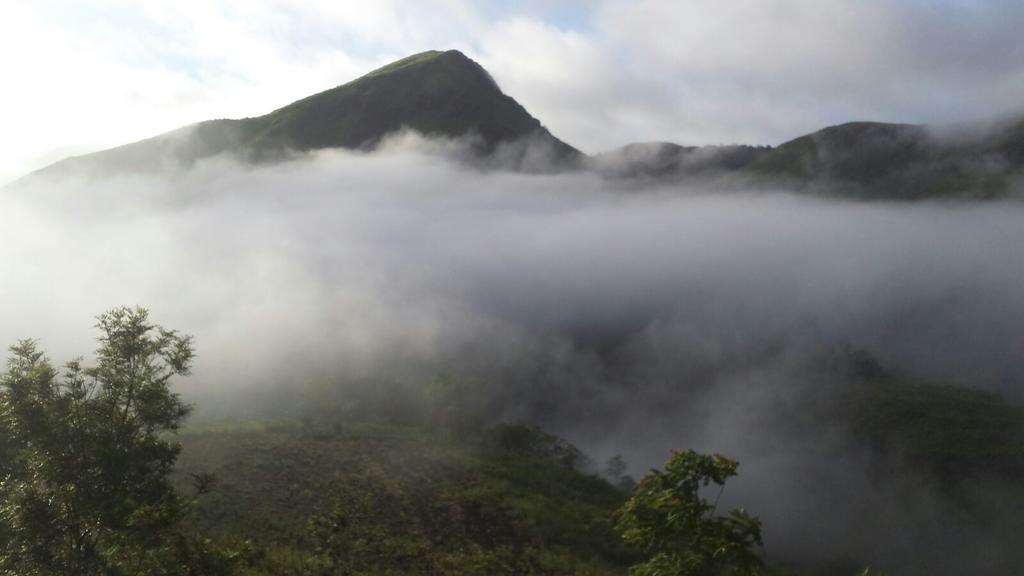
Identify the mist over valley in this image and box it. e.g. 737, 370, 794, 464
4, 6, 1024, 575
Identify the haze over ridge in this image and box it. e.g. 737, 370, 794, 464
7, 133, 1024, 572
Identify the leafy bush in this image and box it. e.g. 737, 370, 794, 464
615, 450, 764, 576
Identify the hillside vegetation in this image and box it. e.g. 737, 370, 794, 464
175, 420, 634, 576
6, 309, 1024, 575
170, 365, 1024, 576
852, 376, 1024, 480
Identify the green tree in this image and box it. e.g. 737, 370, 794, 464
0, 306, 228, 575
614, 450, 764, 576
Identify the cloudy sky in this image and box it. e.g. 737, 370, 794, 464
3, 0, 1024, 184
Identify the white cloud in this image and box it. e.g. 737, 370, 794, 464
474, 18, 623, 152
581, 0, 1024, 144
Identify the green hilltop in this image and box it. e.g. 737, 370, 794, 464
32, 50, 579, 178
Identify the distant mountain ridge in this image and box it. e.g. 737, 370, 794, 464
19, 49, 1024, 199
596, 121, 1024, 199
738, 120, 1024, 199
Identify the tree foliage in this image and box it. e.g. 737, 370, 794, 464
615, 450, 764, 576
0, 306, 228, 575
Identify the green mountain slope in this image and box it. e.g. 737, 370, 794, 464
829, 350, 1024, 480
32, 50, 578, 178
851, 376, 1024, 479
169, 366, 1024, 576
739, 121, 1024, 199
175, 422, 633, 575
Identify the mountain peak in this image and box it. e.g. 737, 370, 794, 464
362, 50, 482, 79
253, 48, 540, 153
29, 49, 578, 178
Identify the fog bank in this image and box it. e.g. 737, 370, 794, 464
3, 140, 1024, 573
